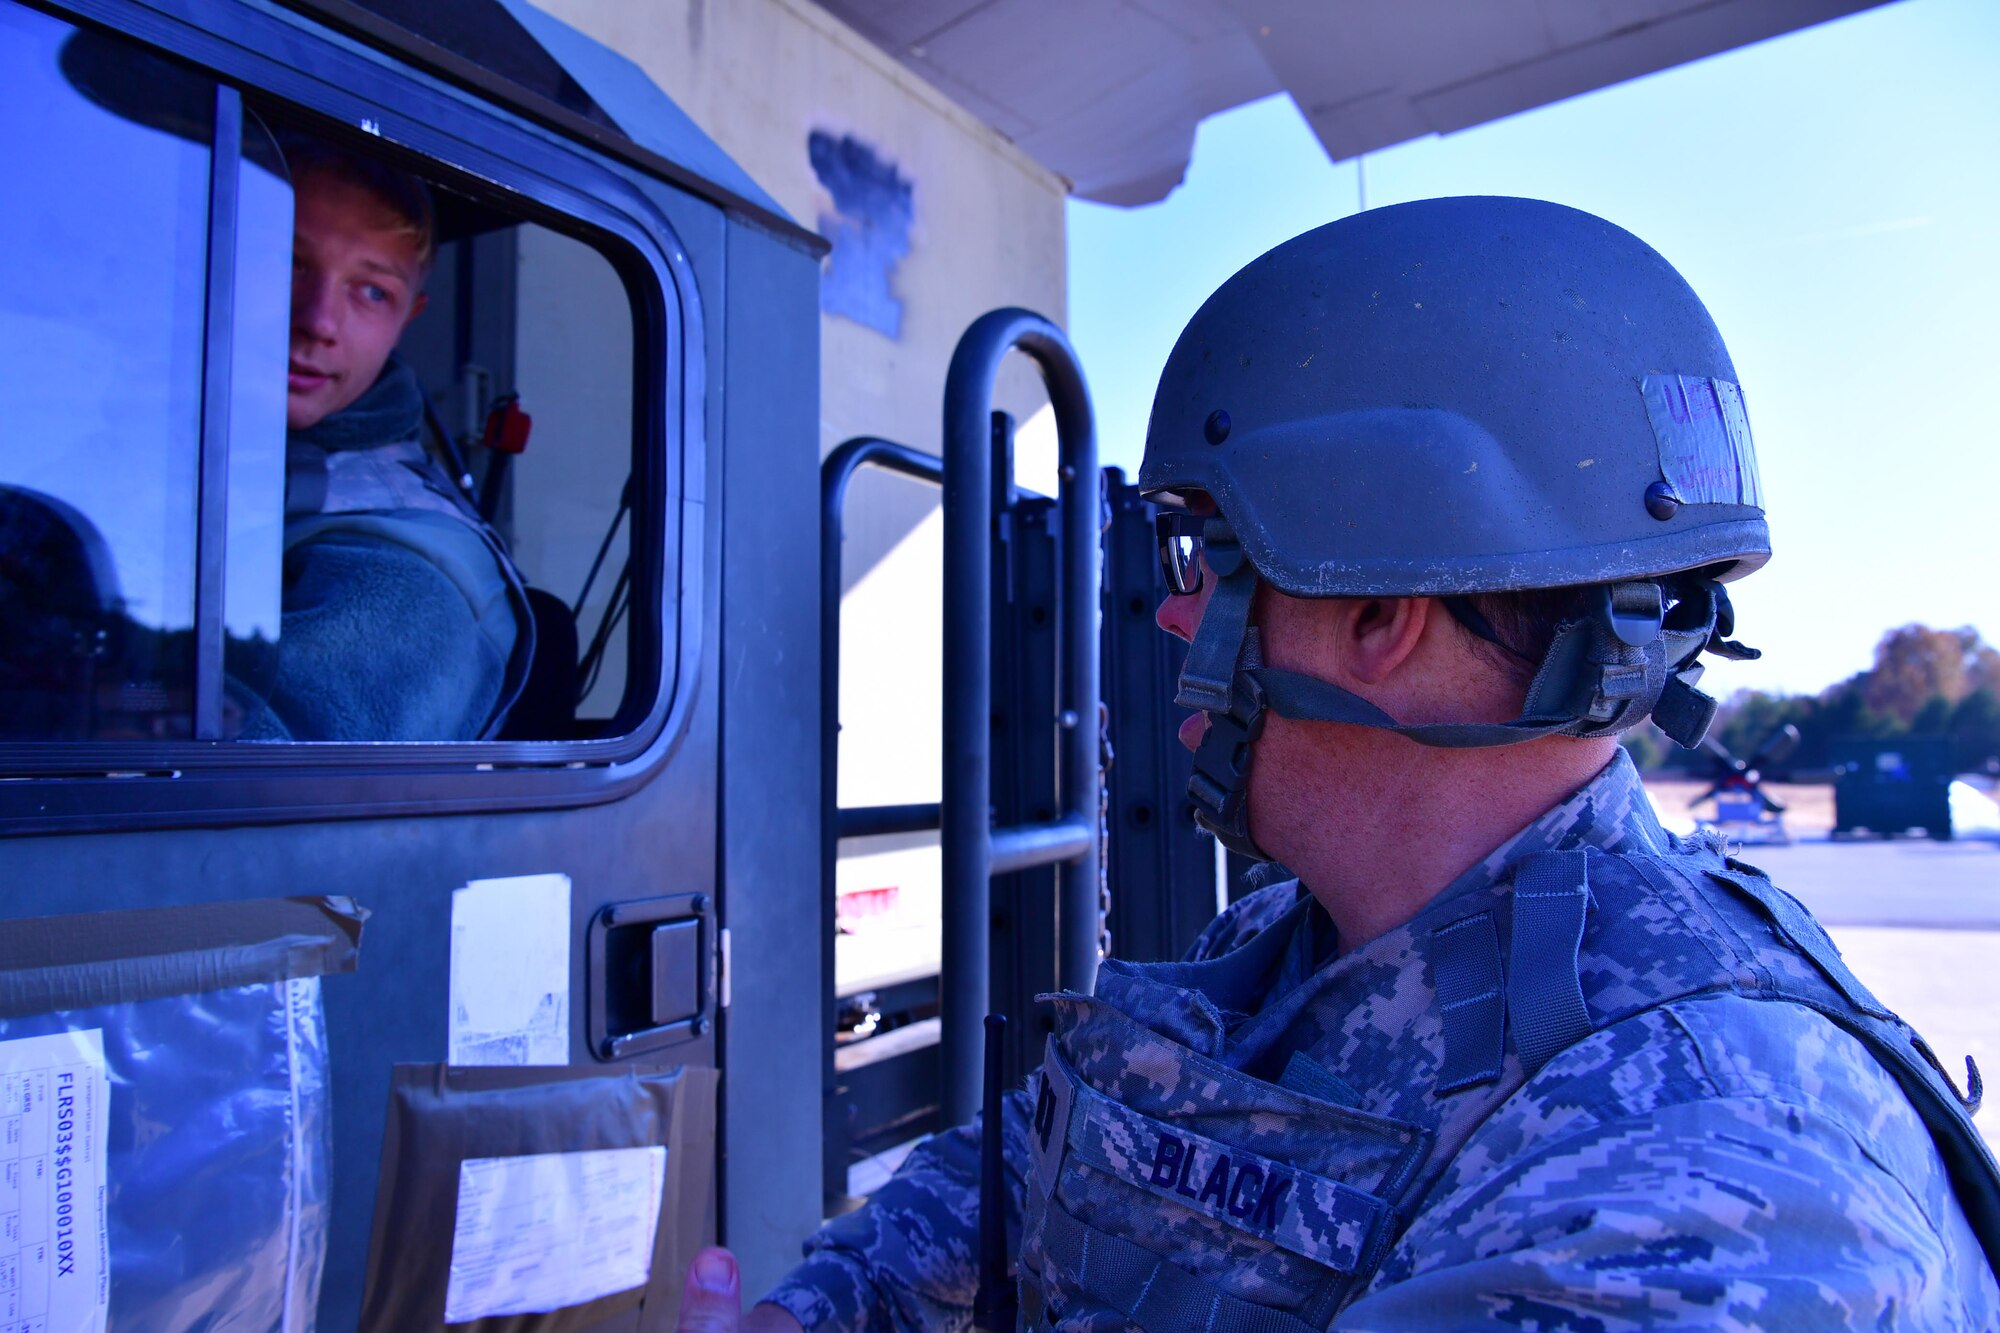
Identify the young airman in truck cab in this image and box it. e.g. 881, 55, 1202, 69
234, 136, 530, 741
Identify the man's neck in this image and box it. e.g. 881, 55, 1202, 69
289, 356, 419, 451
1263, 734, 1619, 951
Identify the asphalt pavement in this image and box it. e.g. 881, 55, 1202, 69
1733, 835, 2000, 928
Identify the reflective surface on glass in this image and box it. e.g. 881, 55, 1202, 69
0, 6, 211, 738
1155, 511, 1204, 597
220, 109, 294, 730
507, 222, 636, 728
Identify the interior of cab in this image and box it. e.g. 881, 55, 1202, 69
380, 185, 643, 742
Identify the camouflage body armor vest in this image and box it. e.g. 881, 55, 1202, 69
1016, 843, 2000, 1331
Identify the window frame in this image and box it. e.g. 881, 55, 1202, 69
0, 0, 708, 833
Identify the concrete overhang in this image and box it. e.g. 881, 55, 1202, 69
809, 0, 1893, 205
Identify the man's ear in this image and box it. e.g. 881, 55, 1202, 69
405, 290, 428, 325
1335, 596, 1430, 686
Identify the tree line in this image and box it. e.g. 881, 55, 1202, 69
1625, 624, 2000, 777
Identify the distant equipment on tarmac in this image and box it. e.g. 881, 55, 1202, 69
1694, 723, 1800, 845
1951, 779, 2000, 841
1831, 735, 1956, 841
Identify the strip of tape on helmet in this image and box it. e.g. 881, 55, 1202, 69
1641, 374, 1763, 508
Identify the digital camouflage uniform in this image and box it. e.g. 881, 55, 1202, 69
766, 751, 2000, 1330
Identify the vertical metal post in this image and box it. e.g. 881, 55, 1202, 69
1055, 369, 1101, 1000
973, 1012, 1016, 1331
819, 447, 849, 1206
821, 439, 946, 1205
941, 363, 995, 1131
193, 86, 242, 740
941, 309, 1098, 1127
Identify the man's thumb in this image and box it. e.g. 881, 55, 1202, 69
677, 1247, 742, 1332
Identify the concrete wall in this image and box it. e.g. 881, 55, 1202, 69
531, 0, 1067, 479
535, 0, 1070, 801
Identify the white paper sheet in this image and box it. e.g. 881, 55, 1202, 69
449, 873, 571, 1066
0, 1028, 110, 1333
443, 1146, 666, 1322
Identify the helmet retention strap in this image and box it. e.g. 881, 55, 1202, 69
1173, 533, 1273, 860
1247, 579, 1737, 750
1173, 532, 1256, 713
1172, 546, 1752, 857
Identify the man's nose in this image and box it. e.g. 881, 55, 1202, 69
1155, 588, 1198, 644
292, 274, 340, 343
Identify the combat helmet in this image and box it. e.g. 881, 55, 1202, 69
1141, 196, 1769, 858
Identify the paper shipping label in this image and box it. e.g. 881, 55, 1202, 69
0, 1028, 110, 1333
443, 1146, 666, 1322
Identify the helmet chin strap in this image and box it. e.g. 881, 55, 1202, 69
1186, 644, 1271, 861
1175, 526, 1274, 860
1173, 521, 1752, 863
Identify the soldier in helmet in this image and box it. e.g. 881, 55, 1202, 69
680, 198, 2000, 1331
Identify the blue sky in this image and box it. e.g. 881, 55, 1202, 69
1067, 0, 1999, 699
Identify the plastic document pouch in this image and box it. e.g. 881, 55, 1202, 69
359, 1062, 718, 1332
0, 895, 366, 1333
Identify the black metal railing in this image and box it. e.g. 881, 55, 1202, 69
822, 308, 1099, 1131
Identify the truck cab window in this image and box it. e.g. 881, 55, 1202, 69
393, 213, 642, 739
0, 6, 213, 739
0, 0, 653, 750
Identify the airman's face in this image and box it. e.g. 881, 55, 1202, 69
286, 169, 428, 431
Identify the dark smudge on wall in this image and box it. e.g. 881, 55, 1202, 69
809, 130, 913, 339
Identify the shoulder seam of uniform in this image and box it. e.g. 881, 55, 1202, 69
1625, 853, 1761, 983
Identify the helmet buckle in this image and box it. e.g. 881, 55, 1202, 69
1596, 581, 1663, 648
1599, 662, 1649, 702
